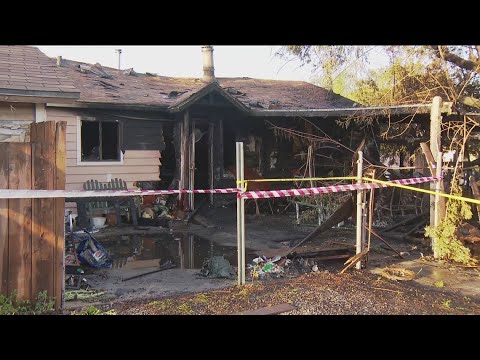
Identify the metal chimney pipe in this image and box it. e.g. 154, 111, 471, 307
202, 46, 216, 82
56, 56, 62, 66
115, 49, 122, 70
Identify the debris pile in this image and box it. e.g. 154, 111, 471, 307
139, 196, 174, 227
379, 267, 416, 281
200, 256, 236, 279
248, 255, 319, 280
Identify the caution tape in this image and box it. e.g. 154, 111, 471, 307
239, 176, 439, 199
237, 176, 358, 191
362, 177, 480, 205
4, 175, 477, 205
0, 188, 239, 199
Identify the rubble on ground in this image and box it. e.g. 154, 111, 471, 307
248, 255, 319, 280
199, 256, 236, 279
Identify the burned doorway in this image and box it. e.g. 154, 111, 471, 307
192, 122, 210, 205
160, 123, 176, 189
223, 120, 236, 173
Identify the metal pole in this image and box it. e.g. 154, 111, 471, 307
356, 151, 363, 270
433, 151, 442, 258
115, 49, 122, 70
240, 143, 246, 285
236, 142, 245, 285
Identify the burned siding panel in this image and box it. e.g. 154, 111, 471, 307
46, 107, 162, 210
122, 119, 165, 151
0, 102, 35, 142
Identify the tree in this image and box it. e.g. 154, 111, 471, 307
277, 45, 480, 112
279, 46, 480, 265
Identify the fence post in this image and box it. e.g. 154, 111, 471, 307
236, 142, 246, 285
430, 96, 442, 227
356, 151, 364, 270
433, 151, 442, 259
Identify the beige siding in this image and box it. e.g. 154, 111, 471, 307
46, 107, 162, 193
0, 102, 35, 121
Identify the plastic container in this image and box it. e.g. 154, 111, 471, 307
92, 216, 106, 227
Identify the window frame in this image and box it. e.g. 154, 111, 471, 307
76, 116, 124, 166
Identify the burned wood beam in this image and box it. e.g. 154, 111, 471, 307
122, 263, 176, 281
420, 143, 436, 176
470, 176, 480, 220
367, 227, 404, 259
340, 248, 369, 274
288, 196, 353, 254
380, 213, 427, 233
405, 218, 428, 236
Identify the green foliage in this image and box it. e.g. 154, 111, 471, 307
0, 290, 55, 315
434, 280, 445, 288
73, 305, 116, 315
279, 45, 480, 114
441, 299, 452, 309
425, 181, 477, 265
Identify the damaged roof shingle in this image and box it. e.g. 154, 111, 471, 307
45, 49, 356, 110
0, 46, 80, 99
1, 46, 357, 110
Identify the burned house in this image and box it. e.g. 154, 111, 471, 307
0, 45, 456, 222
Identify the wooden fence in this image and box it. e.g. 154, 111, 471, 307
0, 120, 66, 309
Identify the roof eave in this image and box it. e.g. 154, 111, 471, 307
249, 103, 453, 118
0, 88, 80, 104
47, 101, 171, 112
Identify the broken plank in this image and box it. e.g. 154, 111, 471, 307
121, 263, 176, 281
310, 254, 351, 261
340, 248, 369, 274
405, 219, 428, 236
288, 196, 353, 254
367, 227, 404, 259
191, 213, 216, 229
234, 303, 296, 315
380, 213, 427, 233
420, 143, 436, 176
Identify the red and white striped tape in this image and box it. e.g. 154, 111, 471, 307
0, 176, 438, 199
0, 188, 239, 199
239, 176, 438, 199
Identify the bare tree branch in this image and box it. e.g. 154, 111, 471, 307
431, 46, 480, 74
459, 96, 480, 109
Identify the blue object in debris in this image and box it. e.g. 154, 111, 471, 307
74, 231, 112, 269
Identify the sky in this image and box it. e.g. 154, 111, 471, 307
37, 46, 390, 84
37, 46, 313, 81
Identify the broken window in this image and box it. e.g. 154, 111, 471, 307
81, 119, 121, 161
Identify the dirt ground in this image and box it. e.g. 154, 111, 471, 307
107, 270, 480, 315
64, 207, 480, 315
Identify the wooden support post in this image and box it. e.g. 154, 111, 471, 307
469, 175, 480, 220
366, 169, 376, 265
180, 111, 190, 210
430, 96, 442, 227
236, 142, 245, 285
208, 122, 214, 205
356, 151, 364, 270
189, 120, 196, 210
433, 151, 442, 259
